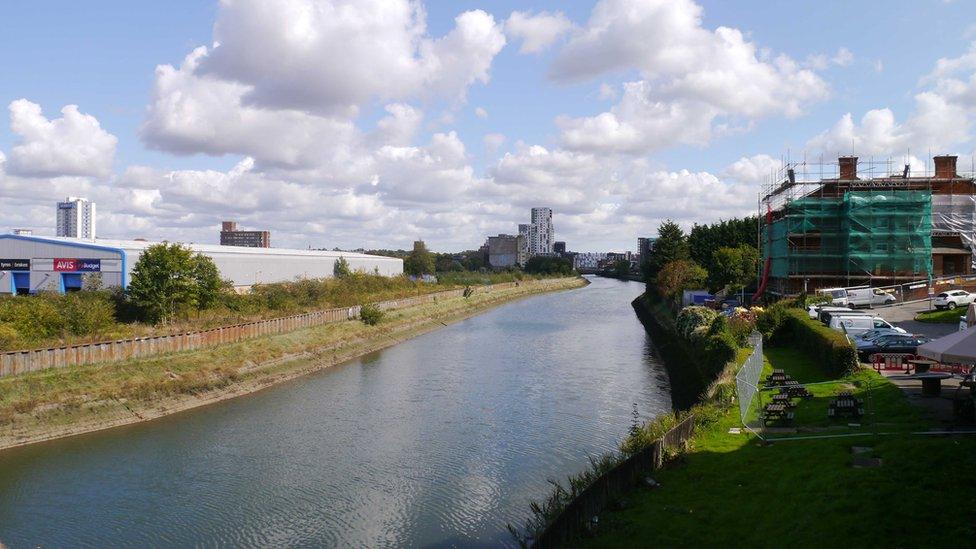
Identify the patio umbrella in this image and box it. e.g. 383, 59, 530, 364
967, 302, 976, 327
917, 328, 976, 364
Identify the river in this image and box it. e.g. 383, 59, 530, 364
0, 276, 671, 547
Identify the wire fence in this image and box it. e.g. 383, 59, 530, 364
736, 332, 764, 434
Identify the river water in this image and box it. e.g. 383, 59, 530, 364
0, 276, 671, 547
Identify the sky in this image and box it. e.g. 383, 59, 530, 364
1, 0, 975, 253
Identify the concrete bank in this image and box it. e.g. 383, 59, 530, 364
0, 277, 587, 451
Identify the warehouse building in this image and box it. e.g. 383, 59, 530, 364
758, 155, 976, 296
0, 234, 403, 295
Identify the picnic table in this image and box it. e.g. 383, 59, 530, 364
762, 402, 794, 426
765, 369, 793, 387
828, 392, 864, 419
771, 393, 794, 407
780, 384, 813, 399
913, 372, 952, 396
907, 359, 937, 374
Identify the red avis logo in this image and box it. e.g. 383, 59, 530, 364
54, 259, 78, 271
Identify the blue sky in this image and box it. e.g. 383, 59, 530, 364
1, 0, 975, 251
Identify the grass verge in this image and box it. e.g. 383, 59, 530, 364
0, 277, 586, 450
915, 308, 966, 323
581, 345, 976, 547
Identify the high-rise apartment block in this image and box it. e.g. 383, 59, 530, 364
220, 221, 271, 248
529, 207, 554, 255
56, 197, 96, 239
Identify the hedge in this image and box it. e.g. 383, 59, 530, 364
765, 306, 859, 377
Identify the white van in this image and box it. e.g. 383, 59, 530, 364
829, 315, 900, 336
817, 287, 849, 306
846, 287, 897, 308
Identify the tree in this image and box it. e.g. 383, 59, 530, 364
708, 244, 759, 294
656, 259, 707, 301
688, 217, 758, 275
613, 259, 631, 278
333, 256, 351, 278
193, 254, 226, 309
404, 240, 435, 276
127, 243, 200, 323
524, 256, 572, 275
647, 220, 689, 282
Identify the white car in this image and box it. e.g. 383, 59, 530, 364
934, 290, 975, 310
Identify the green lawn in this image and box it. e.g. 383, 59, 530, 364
915, 308, 966, 323
583, 346, 976, 548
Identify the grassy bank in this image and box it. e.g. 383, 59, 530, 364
583, 346, 976, 547
915, 308, 965, 323
0, 277, 586, 451
0, 271, 561, 353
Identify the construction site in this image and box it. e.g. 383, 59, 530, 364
758, 154, 976, 297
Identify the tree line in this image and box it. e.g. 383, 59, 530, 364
642, 217, 759, 303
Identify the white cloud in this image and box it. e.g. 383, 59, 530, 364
474, 106, 488, 119
6, 99, 117, 178
549, 0, 828, 154
483, 133, 506, 154
597, 83, 616, 101
505, 10, 573, 54
808, 44, 976, 158
833, 47, 854, 67
197, 0, 505, 114
722, 154, 783, 184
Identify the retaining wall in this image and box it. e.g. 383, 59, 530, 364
533, 415, 696, 548
0, 281, 534, 377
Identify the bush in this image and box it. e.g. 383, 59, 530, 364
359, 303, 384, 325
764, 303, 858, 377
675, 306, 718, 340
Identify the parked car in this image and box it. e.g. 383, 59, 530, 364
853, 327, 908, 343
846, 287, 897, 308
857, 334, 931, 362
817, 306, 856, 324
820, 308, 870, 325
933, 290, 975, 310
817, 287, 850, 306
828, 315, 902, 337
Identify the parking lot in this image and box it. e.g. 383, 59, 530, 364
874, 300, 959, 339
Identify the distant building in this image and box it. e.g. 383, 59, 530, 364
12, 229, 32, 236
220, 221, 270, 248
637, 237, 655, 263
554, 241, 566, 254
56, 197, 96, 239
0, 234, 401, 294
573, 252, 607, 270
529, 207, 554, 255
487, 234, 526, 269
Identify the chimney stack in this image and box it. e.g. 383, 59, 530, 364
934, 155, 957, 179
222, 221, 237, 232
838, 156, 858, 180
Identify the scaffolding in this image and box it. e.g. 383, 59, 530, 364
759, 156, 976, 295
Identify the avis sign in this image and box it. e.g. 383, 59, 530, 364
53, 258, 102, 272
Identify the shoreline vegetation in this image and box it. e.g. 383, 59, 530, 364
0, 270, 553, 354
0, 276, 586, 452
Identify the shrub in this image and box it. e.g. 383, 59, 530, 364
675, 306, 718, 340
765, 303, 859, 377
359, 303, 384, 325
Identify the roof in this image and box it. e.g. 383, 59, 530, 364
932, 247, 972, 255
0, 234, 400, 261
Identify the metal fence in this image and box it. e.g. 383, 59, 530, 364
0, 280, 544, 377
736, 332, 764, 434
533, 414, 696, 548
